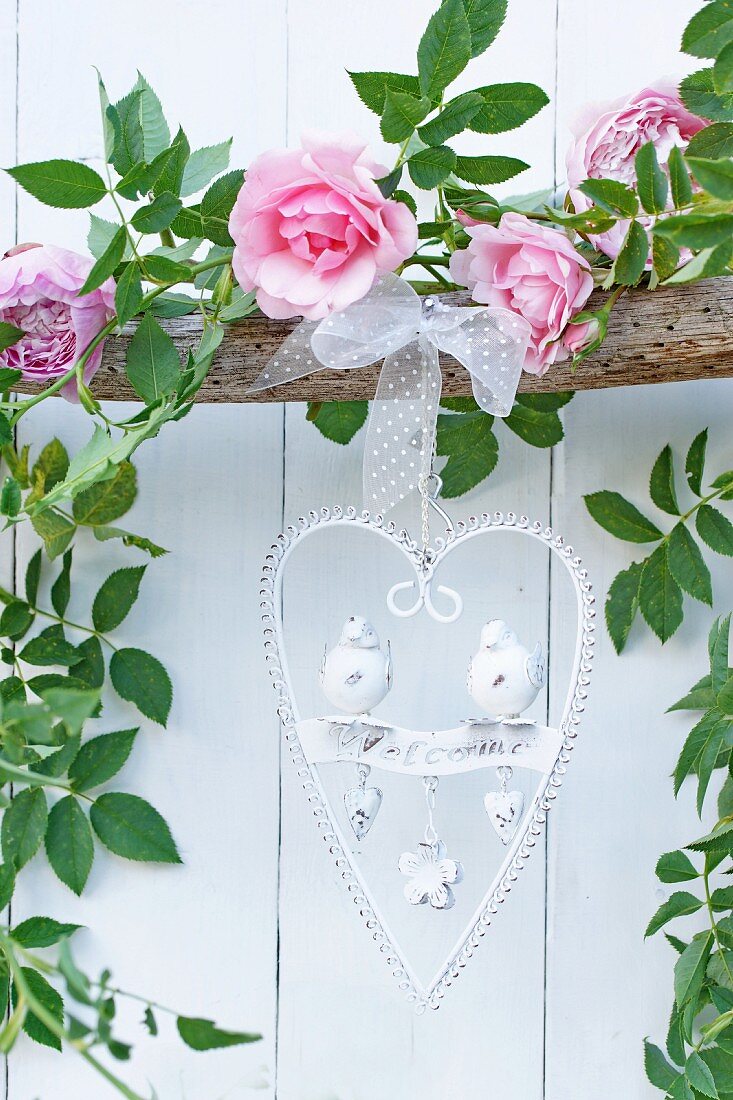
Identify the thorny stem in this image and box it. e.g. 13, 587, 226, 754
704, 854, 733, 988
0, 931, 146, 1100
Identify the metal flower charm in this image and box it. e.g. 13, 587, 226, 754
398, 841, 463, 910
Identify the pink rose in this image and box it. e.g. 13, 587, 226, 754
0, 244, 115, 397
449, 212, 594, 375
229, 132, 418, 320
566, 82, 707, 259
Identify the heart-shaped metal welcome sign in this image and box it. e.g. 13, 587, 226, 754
260, 508, 594, 1012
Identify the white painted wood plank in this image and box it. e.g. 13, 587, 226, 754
0, 4, 16, 1097
277, 4, 559, 1094
278, 405, 553, 1098
546, 381, 733, 1099
546, 5, 724, 1097
9, 1, 287, 1095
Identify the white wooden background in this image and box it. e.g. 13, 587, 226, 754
0, 1, 729, 1096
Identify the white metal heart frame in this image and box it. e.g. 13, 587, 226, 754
259, 508, 595, 1012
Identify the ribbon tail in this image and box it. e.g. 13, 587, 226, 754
247, 318, 322, 393
436, 308, 532, 417
363, 336, 441, 514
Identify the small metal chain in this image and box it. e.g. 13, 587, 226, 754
418, 351, 437, 559
423, 775, 439, 847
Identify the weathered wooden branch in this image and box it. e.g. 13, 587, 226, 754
11, 277, 733, 403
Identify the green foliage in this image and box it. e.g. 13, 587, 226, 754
307, 401, 369, 445
5, 160, 107, 209
90, 793, 180, 864
586, 433, 733, 650
177, 1015, 261, 1051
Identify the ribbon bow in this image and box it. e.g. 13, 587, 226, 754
250, 273, 531, 513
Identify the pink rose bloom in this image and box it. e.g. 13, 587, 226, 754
449, 212, 594, 375
0, 243, 115, 397
566, 82, 707, 259
229, 132, 418, 320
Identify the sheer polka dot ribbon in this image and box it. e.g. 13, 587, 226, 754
249, 274, 532, 513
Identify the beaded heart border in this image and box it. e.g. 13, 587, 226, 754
260, 508, 595, 1011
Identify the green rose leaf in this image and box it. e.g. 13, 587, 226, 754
697, 504, 733, 556
468, 82, 549, 134
114, 264, 144, 329
12, 916, 82, 949
348, 71, 422, 114
180, 139, 232, 198
0, 600, 34, 641
418, 91, 484, 145
578, 178, 638, 218
110, 647, 172, 726
12, 967, 63, 1050
461, 0, 507, 57
50, 549, 72, 617
73, 455, 137, 523
6, 160, 107, 209
668, 674, 717, 712
667, 523, 712, 606
645, 891, 704, 938
45, 796, 94, 895
92, 565, 146, 633
176, 1015, 261, 1051
454, 154, 528, 185
605, 561, 642, 654
308, 401, 368, 445
686, 155, 733, 200
584, 490, 663, 542
381, 90, 432, 142
25, 549, 41, 607
131, 191, 183, 234
610, 220, 649, 286
655, 212, 733, 249
687, 122, 733, 159
644, 1039, 680, 1090
0, 322, 25, 353
686, 429, 708, 496
69, 729, 138, 793
0, 476, 22, 519
682, 2, 733, 60
200, 169, 244, 246
656, 851, 700, 884
635, 141, 668, 214
19, 626, 79, 667
639, 543, 684, 643
152, 127, 191, 201
2, 787, 47, 870
0, 863, 15, 909
408, 146, 457, 189
715, 40, 733, 94
72, 636, 105, 690
90, 792, 180, 863
125, 312, 181, 403
504, 405, 563, 448
673, 708, 726, 796
437, 411, 499, 497
669, 146, 695, 209
674, 931, 714, 1007
30, 510, 75, 561
417, 0, 472, 101
686, 1051, 720, 1098
78, 226, 126, 297
681, 69, 733, 125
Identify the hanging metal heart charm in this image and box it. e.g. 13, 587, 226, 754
344, 784, 383, 840
484, 789, 524, 846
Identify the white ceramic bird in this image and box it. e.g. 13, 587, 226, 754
320, 616, 392, 715
467, 619, 545, 720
